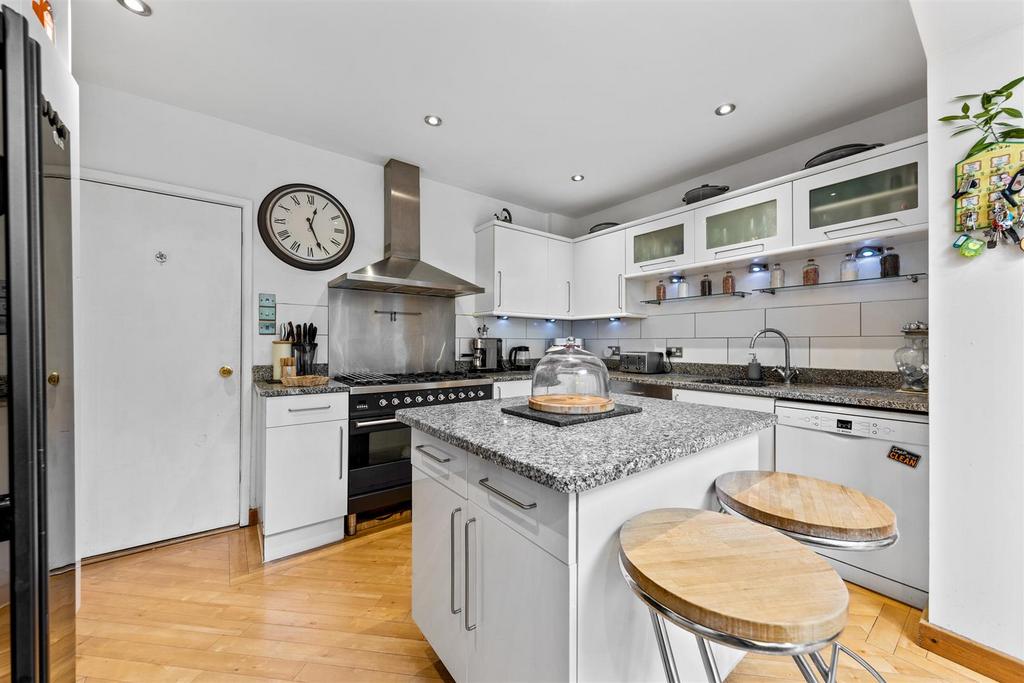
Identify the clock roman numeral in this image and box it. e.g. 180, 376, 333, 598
331, 214, 342, 221
307, 246, 314, 257
290, 241, 300, 253
279, 205, 291, 212
277, 229, 291, 239
330, 238, 341, 247
290, 195, 300, 206
273, 218, 286, 224
306, 194, 314, 205
322, 202, 329, 211
334, 227, 345, 234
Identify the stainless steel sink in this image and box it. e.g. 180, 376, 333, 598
693, 377, 768, 388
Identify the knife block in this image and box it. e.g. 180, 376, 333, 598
293, 342, 318, 376
271, 340, 293, 381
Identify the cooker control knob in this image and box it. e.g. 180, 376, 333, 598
438, 394, 445, 401
415, 395, 423, 403
403, 396, 412, 404
378, 399, 388, 407
478, 390, 486, 397
391, 398, 400, 406
448, 393, 456, 400
458, 392, 466, 399
426, 395, 434, 402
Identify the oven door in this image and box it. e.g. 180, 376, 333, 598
348, 415, 412, 509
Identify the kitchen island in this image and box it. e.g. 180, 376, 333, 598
397, 394, 777, 682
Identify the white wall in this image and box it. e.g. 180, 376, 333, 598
911, 0, 1024, 659
568, 99, 927, 235
77, 83, 566, 367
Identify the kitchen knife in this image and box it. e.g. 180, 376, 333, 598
286, 321, 294, 342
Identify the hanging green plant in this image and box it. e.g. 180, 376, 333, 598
939, 76, 1024, 157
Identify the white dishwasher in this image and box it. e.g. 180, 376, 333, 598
775, 401, 929, 608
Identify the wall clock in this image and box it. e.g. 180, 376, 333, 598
257, 183, 355, 271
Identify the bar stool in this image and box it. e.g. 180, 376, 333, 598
716, 470, 899, 682
619, 508, 850, 683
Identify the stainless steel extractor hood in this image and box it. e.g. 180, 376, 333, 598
328, 159, 484, 297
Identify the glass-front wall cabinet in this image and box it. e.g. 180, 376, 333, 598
624, 210, 694, 274
793, 143, 927, 245
694, 184, 793, 262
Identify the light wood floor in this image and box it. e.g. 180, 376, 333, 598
76, 523, 994, 683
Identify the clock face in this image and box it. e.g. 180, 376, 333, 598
257, 184, 355, 271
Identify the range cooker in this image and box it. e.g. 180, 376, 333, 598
334, 371, 493, 534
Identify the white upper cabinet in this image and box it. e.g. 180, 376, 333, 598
547, 239, 574, 317
624, 209, 695, 275
792, 142, 927, 246
694, 184, 793, 262
573, 230, 626, 318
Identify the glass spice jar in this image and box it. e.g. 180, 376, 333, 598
880, 246, 900, 278
770, 263, 785, 288
700, 274, 712, 296
802, 258, 820, 285
722, 271, 735, 294
656, 279, 667, 301
840, 252, 859, 281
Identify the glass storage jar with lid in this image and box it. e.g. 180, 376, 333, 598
529, 338, 613, 413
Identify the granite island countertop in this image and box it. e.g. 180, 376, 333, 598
396, 394, 777, 493
253, 379, 350, 398
480, 370, 927, 413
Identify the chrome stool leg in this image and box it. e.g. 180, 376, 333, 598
648, 607, 680, 683
837, 642, 887, 682
695, 636, 722, 683
791, 654, 821, 683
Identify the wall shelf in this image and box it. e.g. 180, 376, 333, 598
755, 272, 926, 295
641, 291, 751, 305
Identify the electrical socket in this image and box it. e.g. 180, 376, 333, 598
258, 321, 277, 335
667, 347, 682, 358
608, 345, 621, 356
258, 292, 276, 307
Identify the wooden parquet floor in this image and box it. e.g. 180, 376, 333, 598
75, 523, 995, 683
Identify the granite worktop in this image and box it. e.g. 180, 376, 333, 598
253, 379, 350, 398
396, 394, 777, 493
480, 370, 927, 414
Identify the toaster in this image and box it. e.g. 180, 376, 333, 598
619, 351, 665, 374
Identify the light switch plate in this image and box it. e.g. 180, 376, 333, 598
258, 321, 277, 335
258, 305, 276, 321
258, 292, 276, 307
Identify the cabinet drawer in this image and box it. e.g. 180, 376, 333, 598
468, 457, 572, 564
412, 431, 470, 499
266, 393, 348, 427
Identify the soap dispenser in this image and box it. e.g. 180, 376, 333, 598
747, 353, 763, 381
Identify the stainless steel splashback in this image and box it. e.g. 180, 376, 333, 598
328, 288, 456, 374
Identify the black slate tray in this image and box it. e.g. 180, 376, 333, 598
501, 403, 641, 427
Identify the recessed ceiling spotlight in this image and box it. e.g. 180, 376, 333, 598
570, 174, 585, 182
116, 0, 152, 16
423, 114, 443, 127
714, 102, 736, 116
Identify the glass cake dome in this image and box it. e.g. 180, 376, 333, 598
531, 338, 610, 401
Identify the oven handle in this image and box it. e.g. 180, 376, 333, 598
353, 417, 401, 428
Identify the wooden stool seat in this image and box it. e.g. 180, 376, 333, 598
715, 471, 898, 545
619, 508, 848, 647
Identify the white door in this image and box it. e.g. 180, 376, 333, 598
79, 181, 242, 556
573, 230, 625, 318
546, 239, 573, 318
493, 227, 547, 315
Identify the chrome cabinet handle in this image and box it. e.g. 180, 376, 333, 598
639, 259, 677, 271
823, 218, 901, 238
339, 425, 345, 479
713, 243, 765, 258
288, 405, 331, 413
478, 477, 537, 510
416, 444, 452, 464
497, 271, 502, 308
354, 417, 400, 428
618, 274, 623, 310
464, 517, 477, 631
566, 280, 571, 313
450, 507, 462, 615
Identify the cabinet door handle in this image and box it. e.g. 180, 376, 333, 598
618, 274, 623, 310
823, 218, 901, 238
479, 477, 537, 510
566, 280, 571, 313
639, 259, 677, 271
288, 405, 331, 413
496, 271, 502, 308
416, 444, 452, 464
339, 425, 345, 479
450, 507, 462, 615
354, 418, 400, 428
464, 517, 477, 631
713, 243, 764, 258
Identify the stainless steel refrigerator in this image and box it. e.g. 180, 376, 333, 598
1, 7, 76, 680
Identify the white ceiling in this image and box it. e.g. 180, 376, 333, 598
72, 0, 925, 218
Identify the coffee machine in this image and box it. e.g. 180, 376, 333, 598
470, 337, 503, 371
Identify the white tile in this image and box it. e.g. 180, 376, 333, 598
672, 338, 728, 364
695, 309, 765, 338
599, 317, 641, 339
526, 318, 567, 340
620, 338, 667, 353
641, 313, 695, 339
484, 315, 526, 338
861, 299, 928, 336
729, 337, 809, 367
766, 303, 860, 337
276, 303, 328, 333
571, 320, 598, 339
456, 314, 480, 339
809, 336, 903, 371
590, 339, 620, 358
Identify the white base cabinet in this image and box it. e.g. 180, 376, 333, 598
411, 427, 761, 682
254, 391, 348, 562
672, 388, 776, 470
492, 379, 532, 399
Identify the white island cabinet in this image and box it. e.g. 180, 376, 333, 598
403, 395, 775, 682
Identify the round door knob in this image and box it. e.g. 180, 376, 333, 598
219, 365, 234, 378
47, 371, 60, 386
